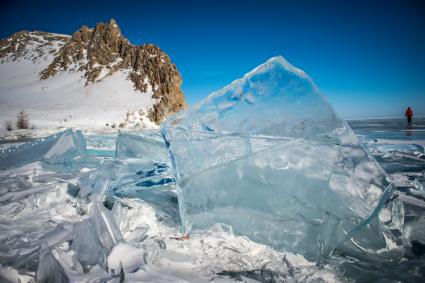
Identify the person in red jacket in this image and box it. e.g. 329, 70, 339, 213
405, 107, 413, 124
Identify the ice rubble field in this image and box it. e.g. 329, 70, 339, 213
0, 56, 424, 282
0, 129, 339, 283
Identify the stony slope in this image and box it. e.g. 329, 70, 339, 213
0, 19, 186, 130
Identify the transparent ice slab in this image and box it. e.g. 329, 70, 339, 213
116, 131, 169, 162
162, 56, 397, 260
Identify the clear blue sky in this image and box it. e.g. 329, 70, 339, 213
1, 0, 424, 118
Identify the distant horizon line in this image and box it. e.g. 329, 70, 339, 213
345, 115, 425, 121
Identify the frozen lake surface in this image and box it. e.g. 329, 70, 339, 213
0, 118, 423, 282
349, 117, 425, 189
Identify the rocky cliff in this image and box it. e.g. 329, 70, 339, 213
0, 19, 186, 126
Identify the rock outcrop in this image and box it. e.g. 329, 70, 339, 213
1, 19, 186, 124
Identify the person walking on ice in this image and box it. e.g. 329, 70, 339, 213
405, 107, 413, 124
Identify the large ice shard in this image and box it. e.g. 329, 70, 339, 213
43, 129, 86, 164
70, 202, 122, 271
161, 56, 397, 260
36, 246, 69, 283
0, 129, 86, 169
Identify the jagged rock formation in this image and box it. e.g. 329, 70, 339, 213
1, 19, 186, 124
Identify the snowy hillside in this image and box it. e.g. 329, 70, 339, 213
0, 42, 156, 130
0, 20, 185, 134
